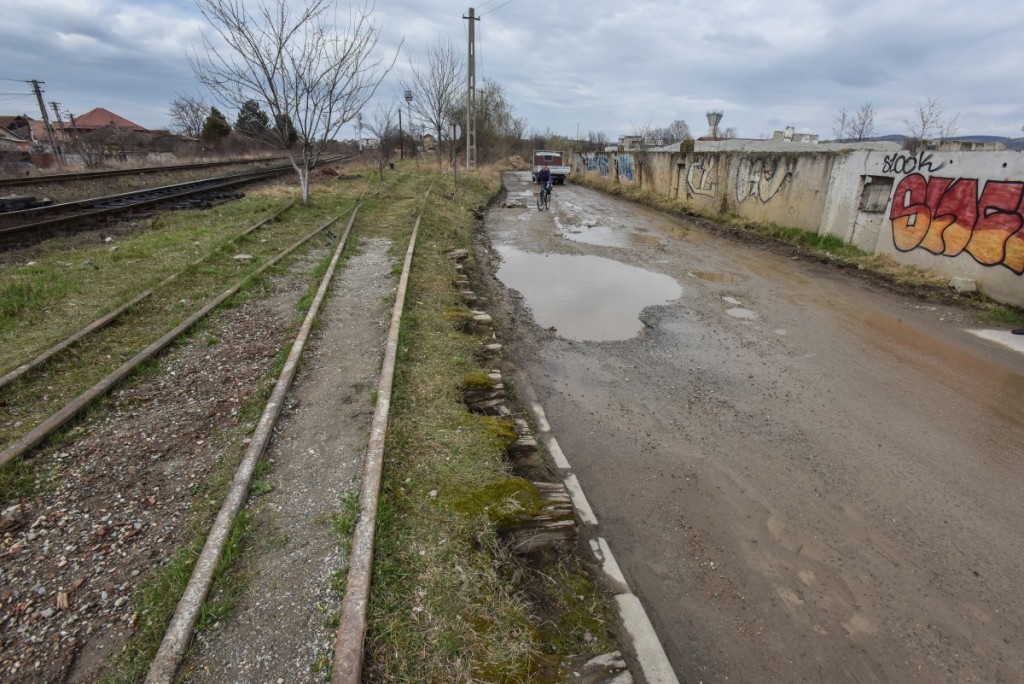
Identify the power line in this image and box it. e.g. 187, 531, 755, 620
481, 0, 515, 16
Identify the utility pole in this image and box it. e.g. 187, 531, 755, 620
29, 79, 63, 166
463, 7, 479, 171
49, 101, 67, 165
398, 107, 403, 160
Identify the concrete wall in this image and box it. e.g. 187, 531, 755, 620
576, 142, 1024, 307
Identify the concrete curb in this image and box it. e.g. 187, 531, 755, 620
513, 369, 679, 684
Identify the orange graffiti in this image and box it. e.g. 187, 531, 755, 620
890, 173, 1024, 274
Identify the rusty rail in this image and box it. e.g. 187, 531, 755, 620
0, 210, 347, 470
144, 205, 361, 683
0, 201, 295, 391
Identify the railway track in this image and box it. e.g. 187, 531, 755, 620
0, 156, 286, 190
0, 200, 324, 467
0, 182, 418, 681
0, 154, 349, 247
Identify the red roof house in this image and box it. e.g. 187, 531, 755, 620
71, 108, 147, 133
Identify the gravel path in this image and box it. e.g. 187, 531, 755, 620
182, 238, 394, 683
0, 287, 298, 682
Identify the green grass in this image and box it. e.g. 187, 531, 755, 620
354, 164, 616, 682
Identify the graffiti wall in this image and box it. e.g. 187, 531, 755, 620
583, 154, 610, 177
890, 172, 1024, 274
826, 148, 1024, 305
617, 154, 635, 182
676, 151, 830, 232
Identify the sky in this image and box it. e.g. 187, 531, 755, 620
2, 0, 1024, 142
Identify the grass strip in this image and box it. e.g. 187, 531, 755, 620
358, 164, 616, 682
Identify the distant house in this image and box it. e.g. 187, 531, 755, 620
1, 113, 73, 153
70, 107, 147, 134
0, 125, 30, 152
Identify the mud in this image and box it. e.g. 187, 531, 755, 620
480, 172, 1024, 683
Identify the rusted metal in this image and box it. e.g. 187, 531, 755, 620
0, 211, 343, 470
0, 201, 294, 391
330, 190, 429, 684
0, 155, 286, 189
144, 206, 359, 684
0, 155, 347, 247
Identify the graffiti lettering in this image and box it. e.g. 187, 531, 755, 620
890, 173, 1024, 274
617, 154, 635, 182
583, 154, 610, 176
685, 156, 718, 197
881, 151, 946, 175
735, 156, 792, 204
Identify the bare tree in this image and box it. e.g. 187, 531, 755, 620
365, 102, 398, 180
903, 97, 960, 144
659, 119, 690, 144
399, 38, 464, 169
190, 0, 396, 202
509, 116, 529, 157
168, 93, 209, 138
832, 107, 850, 140
833, 102, 876, 141
850, 102, 875, 141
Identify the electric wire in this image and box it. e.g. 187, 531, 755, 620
481, 0, 515, 16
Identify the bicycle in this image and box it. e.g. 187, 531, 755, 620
537, 180, 552, 210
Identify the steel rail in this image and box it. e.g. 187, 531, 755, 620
0, 156, 286, 189
0, 201, 295, 391
0, 154, 348, 245
145, 205, 361, 684
0, 210, 348, 470
331, 188, 431, 684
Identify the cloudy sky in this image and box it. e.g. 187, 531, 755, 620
2, 0, 1023, 142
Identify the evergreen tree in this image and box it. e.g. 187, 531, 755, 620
235, 100, 269, 138
202, 107, 232, 142
273, 114, 299, 146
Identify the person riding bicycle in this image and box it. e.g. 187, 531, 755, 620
536, 164, 553, 204
536, 164, 553, 189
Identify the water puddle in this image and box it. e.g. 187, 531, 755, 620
560, 223, 662, 248
495, 246, 683, 341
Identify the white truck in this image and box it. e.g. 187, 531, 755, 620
532, 150, 571, 184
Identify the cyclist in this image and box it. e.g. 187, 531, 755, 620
535, 164, 553, 209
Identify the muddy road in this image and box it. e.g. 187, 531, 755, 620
482, 172, 1024, 683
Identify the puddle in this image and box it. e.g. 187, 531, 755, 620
495, 246, 683, 341
560, 223, 662, 248
689, 270, 743, 284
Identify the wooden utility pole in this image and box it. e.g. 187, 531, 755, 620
463, 7, 479, 171
29, 79, 63, 166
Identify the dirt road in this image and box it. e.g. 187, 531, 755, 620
483, 172, 1024, 683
